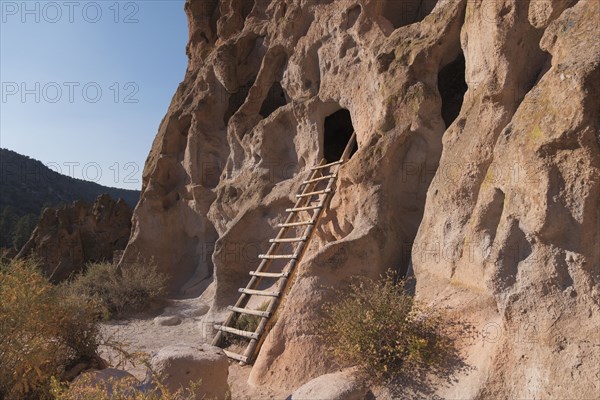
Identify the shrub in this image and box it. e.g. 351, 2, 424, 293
223, 301, 270, 347
234, 301, 270, 332
50, 374, 200, 400
320, 272, 451, 381
0, 259, 103, 399
50, 358, 232, 400
66, 261, 166, 318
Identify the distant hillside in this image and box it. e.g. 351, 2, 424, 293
0, 148, 140, 249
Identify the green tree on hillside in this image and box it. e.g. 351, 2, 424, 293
0, 207, 38, 251
0, 207, 17, 248
12, 214, 38, 250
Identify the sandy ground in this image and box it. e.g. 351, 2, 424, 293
99, 292, 289, 400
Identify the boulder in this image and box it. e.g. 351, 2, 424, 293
289, 370, 367, 400
181, 303, 210, 318
150, 344, 228, 399
154, 315, 183, 326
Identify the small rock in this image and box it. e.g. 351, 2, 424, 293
154, 315, 182, 326
150, 344, 228, 399
290, 370, 367, 400
181, 304, 210, 318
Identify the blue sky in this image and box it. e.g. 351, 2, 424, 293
0, 0, 188, 189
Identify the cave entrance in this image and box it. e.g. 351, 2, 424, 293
259, 82, 288, 118
438, 53, 467, 128
324, 109, 357, 162
378, 0, 439, 29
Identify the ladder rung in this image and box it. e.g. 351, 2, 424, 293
310, 160, 343, 170
269, 237, 307, 243
223, 349, 249, 363
228, 306, 271, 318
250, 270, 289, 278
239, 288, 281, 297
296, 189, 331, 198
214, 325, 258, 339
286, 205, 322, 212
259, 254, 296, 260
303, 174, 336, 184
278, 220, 313, 227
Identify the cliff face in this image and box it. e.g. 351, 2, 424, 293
19, 194, 132, 282
121, 0, 599, 396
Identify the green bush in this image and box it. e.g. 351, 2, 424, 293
50, 352, 231, 400
50, 374, 202, 400
66, 261, 166, 318
0, 259, 103, 399
234, 301, 269, 332
321, 272, 451, 381
222, 301, 270, 347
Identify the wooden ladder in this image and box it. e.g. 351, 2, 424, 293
212, 132, 357, 364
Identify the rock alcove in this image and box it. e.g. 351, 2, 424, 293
323, 108, 357, 162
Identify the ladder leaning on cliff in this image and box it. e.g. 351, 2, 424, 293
212, 132, 357, 364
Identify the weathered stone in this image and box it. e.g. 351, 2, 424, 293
154, 315, 182, 326
150, 344, 228, 399
17, 194, 132, 282
121, 0, 599, 397
181, 303, 210, 318
289, 370, 367, 400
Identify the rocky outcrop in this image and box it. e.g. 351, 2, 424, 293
18, 194, 132, 281
413, 1, 600, 398
122, 0, 599, 397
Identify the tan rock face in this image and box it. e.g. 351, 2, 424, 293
149, 344, 229, 400
122, 0, 599, 396
289, 369, 367, 400
413, 1, 600, 398
18, 194, 132, 282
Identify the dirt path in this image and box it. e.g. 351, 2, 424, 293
99, 293, 288, 399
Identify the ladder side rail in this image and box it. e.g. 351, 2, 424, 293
225, 133, 356, 359
340, 131, 357, 163
242, 165, 340, 362
212, 160, 326, 347
247, 160, 327, 285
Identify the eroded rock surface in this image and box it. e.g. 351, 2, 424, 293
122, 0, 599, 397
18, 194, 132, 281
289, 369, 367, 400
149, 344, 229, 400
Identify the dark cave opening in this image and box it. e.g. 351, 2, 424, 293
379, 0, 439, 29
324, 109, 357, 162
240, 0, 254, 20
438, 53, 467, 128
259, 82, 288, 118
223, 78, 255, 126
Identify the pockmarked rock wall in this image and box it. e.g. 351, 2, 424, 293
122, 0, 599, 396
19, 194, 132, 281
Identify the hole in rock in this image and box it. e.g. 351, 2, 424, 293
259, 82, 288, 118
240, 0, 254, 20
438, 53, 467, 128
223, 77, 255, 126
378, 0, 439, 29
324, 109, 358, 162
513, 49, 550, 106
346, 4, 361, 28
